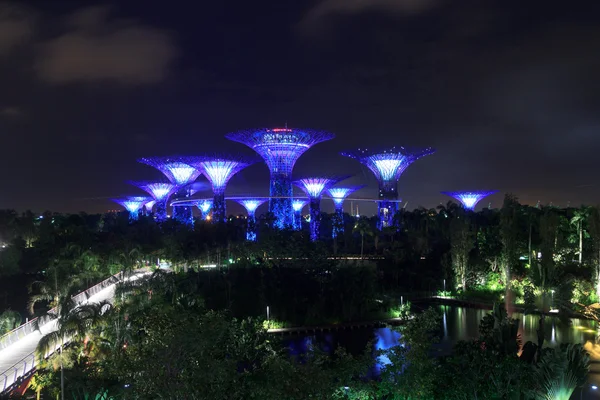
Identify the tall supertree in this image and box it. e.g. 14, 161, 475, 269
341, 146, 435, 228
291, 199, 308, 230
327, 185, 365, 237
128, 181, 177, 222
441, 191, 499, 210
234, 198, 268, 241
188, 156, 255, 223
138, 156, 204, 225
112, 196, 151, 220
226, 127, 334, 228
195, 199, 213, 220
294, 177, 348, 241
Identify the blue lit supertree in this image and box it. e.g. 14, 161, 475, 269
327, 185, 365, 237
112, 196, 151, 220
226, 127, 334, 229
294, 177, 348, 241
128, 181, 177, 222
291, 199, 308, 230
234, 198, 268, 241
188, 156, 255, 223
341, 146, 435, 228
144, 200, 156, 216
441, 191, 499, 210
138, 156, 203, 225
195, 199, 213, 221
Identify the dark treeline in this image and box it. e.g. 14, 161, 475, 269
2, 194, 600, 329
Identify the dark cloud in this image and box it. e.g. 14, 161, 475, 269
0, 2, 35, 55
35, 6, 178, 85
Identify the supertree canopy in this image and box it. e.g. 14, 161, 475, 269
138, 156, 204, 226
234, 198, 268, 241
226, 127, 334, 228
112, 196, 151, 220
341, 146, 434, 228
441, 191, 499, 210
291, 199, 308, 230
128, 181, 177, 222
294, 176, 348, 241
144, 200, 156, 215
195, 199, 213, 220
189, 156, 255, 223
327, 185, 365, 237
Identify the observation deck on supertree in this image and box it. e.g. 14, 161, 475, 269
233, 198, 268, 241
291, 199, 308, 230
128, 181, 177, 222
138, 156, 204, 225
294, 176, 349, 241
441, 191, 499, 210
188, 156, 255, 223
112, 196, 151, 220
327, 185, 365, 237
225, 127, 334, 229
341, 146, 435, 228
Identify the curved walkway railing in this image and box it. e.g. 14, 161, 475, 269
0, 270, 131, 393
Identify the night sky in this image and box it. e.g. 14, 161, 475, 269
1, 0, 600, 215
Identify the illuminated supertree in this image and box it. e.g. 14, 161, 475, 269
128, 181, 177, 222
291, 199, 308, 230
138, 156, 203, 225
341, 146, 435, 228
327, 185, 365, 237
294, 177, 348, 241
144, 200, 156, 215
226, 127, 334, 228
195, 199, 213, 221
441, 191, 499, 210
234, 198, 268, 241
188, 156, 255, 223
112, 196, 151, 220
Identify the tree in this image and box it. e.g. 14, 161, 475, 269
353, 217, 373, 259
588, 206, 600, 298
0, 309, 21, 334
571, 206, 589, 265
449, 212, 474, 291
500, 194, 520, 292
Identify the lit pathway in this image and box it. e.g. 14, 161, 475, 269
0, 270, 151, 392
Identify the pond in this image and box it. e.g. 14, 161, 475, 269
282, 304, 600, 399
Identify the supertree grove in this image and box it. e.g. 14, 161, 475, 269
112, 196, 151, 220
225, 127, 334, 228
327, 186, 365, 237
341, 146, 435, 228
188, 156, 255, 223
138, 156, 204, 225
234, 198, 268, 241
291, 199, 308, 230
441, 191, 499, 210
128, 181, 177, 222
294, 177, 348, 241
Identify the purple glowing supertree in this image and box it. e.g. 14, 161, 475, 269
112, 196, 151, 220
195, 199, 213, 221
144, 200, 156, 215
341, 146, 435, 228
138, 156, 204, 225
188, 156, 255, 223
441, 191, 499, 210
294, 177, 348, 241
226, 127, 334, 228
327, 185, 365, 237
234, 198, 268, 241
128, 181, 177, 222
291, 199, 308, 230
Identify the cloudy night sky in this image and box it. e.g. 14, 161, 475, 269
1, 0, 599, 214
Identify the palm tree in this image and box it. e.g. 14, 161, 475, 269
532, 343, 589, 400
36, 289, 110, 400
570, 206, 589, 265
353, 217, 373, 260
